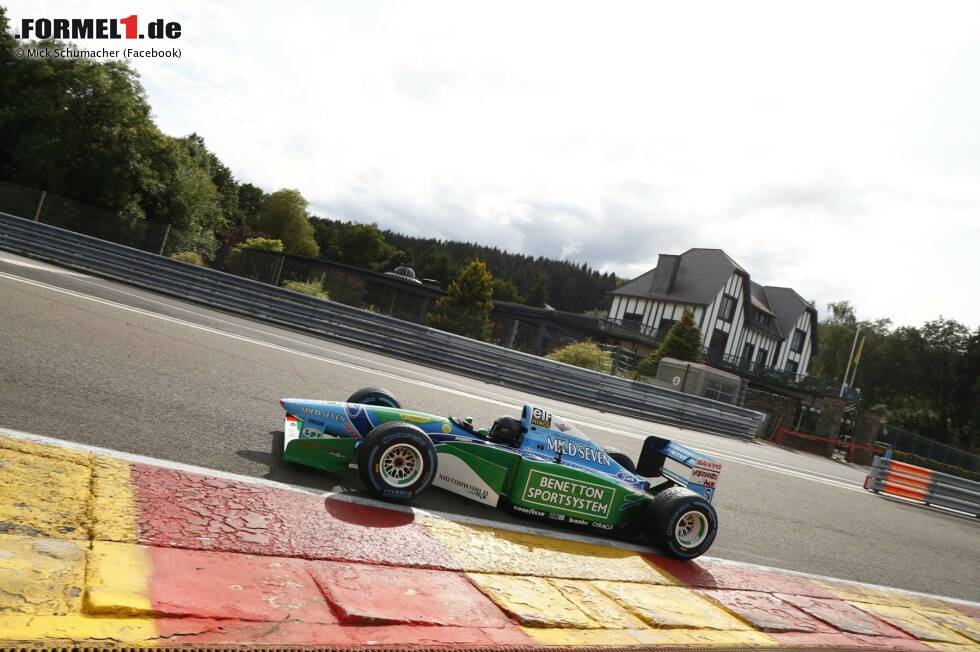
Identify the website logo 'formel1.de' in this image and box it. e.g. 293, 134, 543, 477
16, 16, 182, 40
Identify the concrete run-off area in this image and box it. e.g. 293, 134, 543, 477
0, 432, 979, 650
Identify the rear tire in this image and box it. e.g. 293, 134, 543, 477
346, 386, 401, 408
647, 486, 717, 560
357, 422, 437, 501
606, 449, 636, 474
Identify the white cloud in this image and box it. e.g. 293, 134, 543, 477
9, 0, 980, 326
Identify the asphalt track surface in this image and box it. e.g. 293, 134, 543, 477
0, 251, 977, 600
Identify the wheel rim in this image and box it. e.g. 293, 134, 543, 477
379, 443, 423, 487
674, 510, 710, 548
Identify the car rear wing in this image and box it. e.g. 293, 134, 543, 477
636, 436, 721, 501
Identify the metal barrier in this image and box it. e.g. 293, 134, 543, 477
0, 211, 767, 438
865, 456, 980, 516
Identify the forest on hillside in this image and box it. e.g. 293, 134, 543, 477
0, 7, 619, 314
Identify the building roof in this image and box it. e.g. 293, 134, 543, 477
762, 286, 819, 354
747, 281, 783, 338
610, 248, 746, 304
610, 248, 819, 345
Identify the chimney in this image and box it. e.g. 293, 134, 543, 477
650, 254, 681, 295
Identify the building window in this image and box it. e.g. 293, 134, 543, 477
753, 312, 772, 328
658, 318, 676, 333
718, 294, 736, 322
756, 348, 768, 368
786, 359, 799, 374
622, 312, 643, 328
791, 328, 806, 353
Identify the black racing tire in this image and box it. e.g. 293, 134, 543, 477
647, 486, 718, 560
357, 422, 437, 502
346, 386, 401, 408
606, 449, 636, 474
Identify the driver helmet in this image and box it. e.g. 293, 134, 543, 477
488, 415, 524, 446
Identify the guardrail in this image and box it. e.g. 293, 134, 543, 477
864, 456, 980, 516
0, 211, 767, 438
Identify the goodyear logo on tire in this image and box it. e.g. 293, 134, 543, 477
520, 469, 614, 519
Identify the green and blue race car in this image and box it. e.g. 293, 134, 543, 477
281, 387, 721, 559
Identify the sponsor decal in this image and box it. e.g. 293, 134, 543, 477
617, 472, 638, 482
521, 470, 614, 519
398, 413, 432, 424
547, 512, 566, 522
555, 420, 572, 432
530, 406, 552, 429
301, 408, 347, 424
441, 423, 452, 434
513, 504, 547, 518
671, 375, 682, 386
692, 468, 718, 488
546, 437, 611, 466
590, 521, 614, 530
432, 453, 499, 507
437, 473, 489, 502
306, 418, 325, 427
301, 427, 324, 439
695, 458, 722, 471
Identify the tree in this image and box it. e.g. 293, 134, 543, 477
427, 260, 494, 341
333, 222, 393, 269
238, 183, 267, 226
256, 189, 319, 257
491, 278, 524, 303
636, 308, 703, 377
526, 276, 549, 307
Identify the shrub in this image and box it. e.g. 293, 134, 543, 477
224, 237, 285, 270
283, 280, 329, 299
169, 251, 206, 266
546, 339, 612, 372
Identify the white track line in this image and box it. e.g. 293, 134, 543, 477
2, 426, 976, 609
1, 269, 865, 494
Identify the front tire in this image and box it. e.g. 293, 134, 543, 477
647, 486, 717, 560
357, 422, 437, 501
346, 386, 401, 408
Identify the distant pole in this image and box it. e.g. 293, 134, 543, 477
33, 190, 47, 221
847, 335, 865, 391
840, 325, 861, 398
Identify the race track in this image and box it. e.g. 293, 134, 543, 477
0, 251, 977, 600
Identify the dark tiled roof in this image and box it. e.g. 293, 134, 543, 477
763, 286, 819, 354
610, 248, 744, 304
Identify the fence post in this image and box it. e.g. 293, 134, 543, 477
33, 190, 47, 221
158, 224, 171, 256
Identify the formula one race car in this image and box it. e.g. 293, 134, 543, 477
280, 387, 722, 559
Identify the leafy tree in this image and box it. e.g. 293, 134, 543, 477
256, 189, 319, 257
636, 308, 703, 377
491, 278, 524, 303
414, 247, 457, 286
427, 260, 494, 341
546, 340, 612, 372
332, 222, 393, 269
238, 183, 267, 226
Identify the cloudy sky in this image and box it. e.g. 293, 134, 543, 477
10, 1, 980, 326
